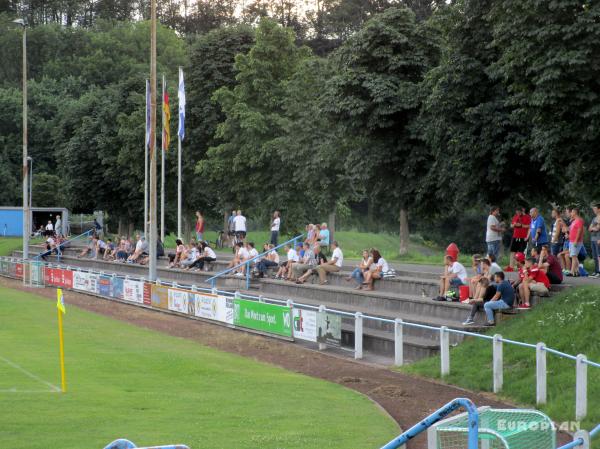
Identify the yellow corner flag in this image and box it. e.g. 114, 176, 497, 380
56, 288, 67, 392
57, 288, 66, 314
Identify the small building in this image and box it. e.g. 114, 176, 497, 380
0, 207, 70, 237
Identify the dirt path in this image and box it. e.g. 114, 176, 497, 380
1, 278, 570, 449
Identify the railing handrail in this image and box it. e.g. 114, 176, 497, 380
206, 234, 304, 284
33, 229, 94, 261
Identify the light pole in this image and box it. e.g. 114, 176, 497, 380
27, 156, 32, 208
148, 0, 158, 281
14, 18, 28, 261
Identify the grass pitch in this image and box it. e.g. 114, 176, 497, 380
0, 286, 398, 449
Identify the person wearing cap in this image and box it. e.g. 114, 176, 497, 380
511, 251, 526, 293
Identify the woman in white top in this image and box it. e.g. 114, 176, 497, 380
270, 211, 281, 246
191, 242, 217, 271
362, 249, 388, 291
346, 249, 373, 289
168, 239, 186, 268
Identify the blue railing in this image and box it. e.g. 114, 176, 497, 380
380, 398, 479, 449
556, 424, 600, 449
34, 229, 94, 263
206, 234, 304, 290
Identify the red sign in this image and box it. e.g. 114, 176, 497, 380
143, 282, 152, 306
44, 267, 52, 284
61, 269, 73, 289
15, 263, 23, 279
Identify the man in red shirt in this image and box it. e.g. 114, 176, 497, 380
532, 245, 563, 284
568, 207, 585, 276
506, 207, 531, 272
518, 257, 550, 309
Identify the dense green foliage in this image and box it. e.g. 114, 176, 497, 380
0, 285, 399, 448
1, 0, 599, 250
403, 286, 600, 428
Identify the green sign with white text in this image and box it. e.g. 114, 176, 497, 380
233, 299, 292, 338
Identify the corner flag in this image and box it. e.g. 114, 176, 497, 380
178, 67, 185, 141
56, 288, 66, 314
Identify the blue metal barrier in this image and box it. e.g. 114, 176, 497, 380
206, 234, 303, 290
380, 398, 479, 449
556, 424, 600, 449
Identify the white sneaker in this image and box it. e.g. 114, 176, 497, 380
462, 319, 475, 325
234, 272, 244, 277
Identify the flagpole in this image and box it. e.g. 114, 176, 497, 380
148, 0, 158, 282
177, 132, 182, 239
161, 74, 165, 242
177, 66, 185, 241
144, 80, 149, 239
57, 307, 66, 393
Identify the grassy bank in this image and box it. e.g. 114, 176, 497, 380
0, 286, 398, 449
401, 286, 600, 428
0, 237, 43, 257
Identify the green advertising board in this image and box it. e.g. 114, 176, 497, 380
233, 299, 292, 338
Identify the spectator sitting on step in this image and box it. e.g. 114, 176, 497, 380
316, 240, 343, 285
532, 245, 563, 285
77, 236, 96, 258
246, 242, 259, 266
256, 244, 279, 277
181, 242, 201, 269
95, 238, 109, 259
362, 249, 388, 291
226, 242, 247, 275
462, 277, 497, 325
168, 239, 185, 268
291, 242, 315, 282
437, 255, 467, 300
305, 224, 316, 246
115, 237, 130, 261
517, 257, 550, 309
102, 238, 116, 260
467, 254, 483, 297
191, 242, 218, 271
296, 245, 328, 284
346, 249, 373, 289
486, 254, 502, 276
483, 272, 516, 326
275, 244, 298, 280
469, 258, 497, 298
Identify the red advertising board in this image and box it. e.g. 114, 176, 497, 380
61, 269, 73, 289
15, 263, 23, 279
143, 282, 152, 306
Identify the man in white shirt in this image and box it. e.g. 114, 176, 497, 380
438, 255, 468, 297
486, 206, 505, 261
270, 211, 281, 246
45, 220, 54, 237
233, 210, 247, 240
316, 241, 343, 285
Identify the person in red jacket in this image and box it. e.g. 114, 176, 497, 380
517, 257, 550, 309
506, 206, 531, 272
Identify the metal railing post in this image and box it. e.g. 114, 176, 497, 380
246, 262, 250, 290
318, 305, 326, 351
573, 430, 590, 449
576, 354, 588, 421
355, 312, 363, 360
536, 342, 547, 405
493, 334, 503, 394
440, 326, 450, 376
394, 318, 404, 367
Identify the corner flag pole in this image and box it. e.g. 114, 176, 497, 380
56, 289, 67, 393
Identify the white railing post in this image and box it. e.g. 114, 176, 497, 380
576, 354, 588, 421
536, 342, 547, 405
258, 295, 264, 303
191, 284, 197, 292
211, 287, 217, 295
394, 318, 404, 367
440, 326, 450, 376
354, 312, 363, 360
318, 305, 326, 351
573, 430, 590, 449
286, 299, 293, 308
493, 334, 503, 394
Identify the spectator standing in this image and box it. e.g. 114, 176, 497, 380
529, 207, 549, 251
568, 207, 585, 277
550, 207, 565, 257
45, 220, 54, 237
483, 272, 515, 326
485, 206, 505, 261
316, 241, 343, 285
437, 255, 468, 299
270, 211, 281, 246
55, 215, 63, 237
233, 210, 247, 242
195, 211, 205, 242
588, 204, 600, 278
318, 223, 330, 249
227, 210, 236, 244
507, 207, 531, 271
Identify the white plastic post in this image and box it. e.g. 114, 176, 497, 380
493, 334, 503, 393
536, 342, 547, 405
286, 299, 293, 308
318, 305, 326, 351
191, 284, 197, 292
394, 318, 404, 367
211, 287, 217, 295
258, 295, 264, 303
234, 291, 240, 300
573, 430, 590, 449
576, 354, 588, 421
355, 312, 363, 360
440, 326, 450, 376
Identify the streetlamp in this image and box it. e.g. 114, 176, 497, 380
27, 156, 32, 208
13, 18, 29, 262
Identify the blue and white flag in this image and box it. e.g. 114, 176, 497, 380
178, 67, 185, 141
145, 79, 151, 148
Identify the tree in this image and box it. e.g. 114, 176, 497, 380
324, 7, 439, 254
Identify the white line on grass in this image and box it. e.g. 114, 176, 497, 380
0, 388, 60, 393
0, 355, 61, 392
